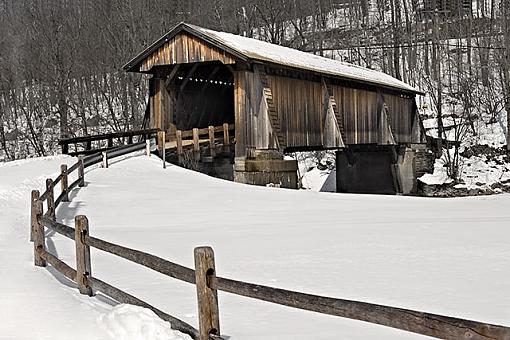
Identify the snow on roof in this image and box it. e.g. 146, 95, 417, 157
186, 24, 420, 93
125, 23, 421, 94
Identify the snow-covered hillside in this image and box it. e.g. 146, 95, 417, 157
1, 154, 510, 339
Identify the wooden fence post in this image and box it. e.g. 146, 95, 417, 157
163, 131, 166, 169
176, 130, 183, 164
30, 190, 40, 242
193, 128, 200, 161
146, 139, 151, 157
61, 164, 69, 202
46, 178, 56, 221
157, 130, 164, 153
33, 193, 45, 267
78, 155, 85, 187
75, 215, 92, 296
194, 247, 220, 340
208, 126, 216, 157
102, 151, 108, 168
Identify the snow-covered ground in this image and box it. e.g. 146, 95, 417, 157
1, 154, 510, 339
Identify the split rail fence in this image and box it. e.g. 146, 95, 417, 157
30, 144, 510, 340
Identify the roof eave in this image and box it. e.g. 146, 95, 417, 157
249, 60, 424, 96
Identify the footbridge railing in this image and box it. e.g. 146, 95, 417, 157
30, 148, 510, 340
157, 123, 235, 163
58, 128, 158, 156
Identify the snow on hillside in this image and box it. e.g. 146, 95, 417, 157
1, 154, 510, 339
0, 156, 190, 340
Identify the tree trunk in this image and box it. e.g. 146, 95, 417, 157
503, 0, 510, 151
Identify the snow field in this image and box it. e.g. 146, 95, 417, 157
1, 154, 510, 339
57, 156, 510, 339
0, 155, 189, 340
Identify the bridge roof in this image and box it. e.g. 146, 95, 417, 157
124, 22, 422, 95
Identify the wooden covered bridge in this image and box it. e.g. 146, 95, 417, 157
123, 22, 427, 194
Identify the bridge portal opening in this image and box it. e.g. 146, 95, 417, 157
172, 62, 234, 131
149, 62, 236, 180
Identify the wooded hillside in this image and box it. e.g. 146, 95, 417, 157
0, 0, 508, 161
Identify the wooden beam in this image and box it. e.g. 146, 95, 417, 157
165, 65, 181, 88
322, 80, 346, 148
180, 64, 199, 92
225, 64, 235, 75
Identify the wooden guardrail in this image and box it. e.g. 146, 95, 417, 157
30, 147, 510, 340
157, 123, 234, 163
58, 128, 159, 156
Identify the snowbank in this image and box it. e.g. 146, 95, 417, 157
98, 304, 192, 340
2, 154, 510, 339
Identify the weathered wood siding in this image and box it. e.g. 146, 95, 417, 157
331, 86, 379, 144
150, 79, 174, 133
383, 93, 414, 142
267, 75, 324, 148
330, 86, 414, 144
234, 70, 276, 157
234, 70, 416, 155
141, 33, 236, 72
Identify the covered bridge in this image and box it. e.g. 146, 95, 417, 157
124, 22, 427, 194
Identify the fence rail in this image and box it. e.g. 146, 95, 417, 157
58, 128, 158, 156
30, 145, 510, 340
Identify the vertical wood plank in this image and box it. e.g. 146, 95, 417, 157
234, 70, 247, 158
154, 79, 162, 130
223, 123, 230, 147
75, 215, 92, 296
61, 164, 69, 202
194, 247, 220, 340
